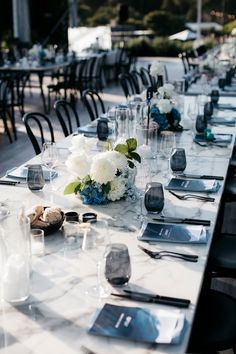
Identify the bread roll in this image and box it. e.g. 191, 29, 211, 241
42, 207, 62, 224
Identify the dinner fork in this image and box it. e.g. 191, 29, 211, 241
168, 190, 215, 202
138, 245, 198, 262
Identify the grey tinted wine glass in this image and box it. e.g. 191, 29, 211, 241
27, 165, 45, 191
144, 182, 164, 214
170, 148, 187, 174
104, 243, 131, 286
195, 115, 207, 133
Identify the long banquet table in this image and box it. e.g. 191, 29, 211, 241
0, 96, 235, 354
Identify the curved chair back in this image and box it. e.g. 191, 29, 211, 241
82, 89, 105, 121
22, 112, 55, 155
118, 73, 137, 98
54, 99, 80, 137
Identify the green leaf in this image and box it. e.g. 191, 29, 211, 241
126, 138, 137, 151
129, 151, 141, 163
114, 144, 128, 155
103, 182, 111, 194
64, 182, 81, 195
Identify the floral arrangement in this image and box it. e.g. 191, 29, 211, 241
141, 83, 182, 132
64, 135, 141, 205
150, 60, 164, 77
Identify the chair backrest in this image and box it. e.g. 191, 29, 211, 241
139, 67, 153, 88
22, 112, 55, 155
54, 99, 80, 137
82, 89, 106, 121
118, 73, 137, 98
130, 70, 144, 94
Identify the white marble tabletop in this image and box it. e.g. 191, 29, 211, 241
0, 118, 235, 354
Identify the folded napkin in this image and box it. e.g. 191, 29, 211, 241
194, 133, 233, 144
6, 166, 57, 181
165, 178, 220, 193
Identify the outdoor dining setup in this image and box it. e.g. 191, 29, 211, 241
1, 47, 236, 354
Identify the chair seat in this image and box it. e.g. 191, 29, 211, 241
210, 234, 236, 271
225, 177, 236, 195
188, 289, 236, 352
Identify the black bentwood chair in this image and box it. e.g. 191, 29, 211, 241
82, 89, 106, 122
22, 112, 55, 155
54, 99, 80, 137
187, 289, 236, 353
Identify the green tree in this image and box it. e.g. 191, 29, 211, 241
144, 10, 185, 36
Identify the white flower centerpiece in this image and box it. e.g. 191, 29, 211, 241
149, 60, 165, 89
64, 136, 141, 205
141, 83, 182, 132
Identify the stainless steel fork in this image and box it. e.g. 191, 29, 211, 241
169, 190, 215, 202
138, 245, 199, 262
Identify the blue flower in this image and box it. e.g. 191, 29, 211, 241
150, 106, 182, 132
79, 184, 107, 205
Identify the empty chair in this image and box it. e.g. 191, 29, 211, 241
0, 79, 14, 143
119, 73, 137, 98
187, 289, 236, 353
130, 70, 144, 94
82, 89, 106, 121
22, 112, 55, 155
54, 99, 80, 137
139, 67, 155, 89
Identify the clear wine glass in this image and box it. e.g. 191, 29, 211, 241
81, 219, 110, 299
41, 142, 58, 188
144, 182, 164, 215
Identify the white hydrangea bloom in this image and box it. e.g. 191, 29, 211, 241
65, 153, 90, 178
90, 156, 117, 184
158, 99, 172, 114
70, 135, 96, 154
158, 83, 175, 99
101, 151, 127, 171
150, 61, 164, 77
107, 176, 126, 201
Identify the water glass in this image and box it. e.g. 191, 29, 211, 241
195, 115, 207, 133
115, 106, 130, 139
27, 164, 45, 191
210, 90, 219, 104
97, 119, 109, 141
136, 123, 158, 160
63, 221, 83, 252
160, 131, 176, 159
144, 182, 164, 214
31, 229, 45, 256
170, 148, 187, 174
41, 142, 58, 169
104, 243, 131, 286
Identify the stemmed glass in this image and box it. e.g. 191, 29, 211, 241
81, 219, 110, 299
144, 182, 164, 215
41, 142, 58, 188
160, 131, 176, 175
187, 98, 198, 130
170, 148, 187, 175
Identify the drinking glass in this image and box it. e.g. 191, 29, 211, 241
159, 131, 176, 159
31, 229, 45, 256
27, 164, 45, 191
144, 182, 164, 214
81, 219, 110, 298
187, 98, 198, 129
170, 148, 187, 175
97, 119, 109, 141
104, 243, 131, 287
195, 115, 207, 133
210, 90, 219, 104
41, 142, 58, 188
115, 106, 130, 140
136, 123, 158, 160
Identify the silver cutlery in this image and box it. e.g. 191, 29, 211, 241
111, 289, 190, 307
138, 245, 198, 262
169, 190, 215, 202
177, 173, 223, 181
151, 215, 211, 226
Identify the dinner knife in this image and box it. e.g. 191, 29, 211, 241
151, 215, 211, 226
0, 180, 21, 186
111, 291, 190, 308
177, 173, 224, 180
